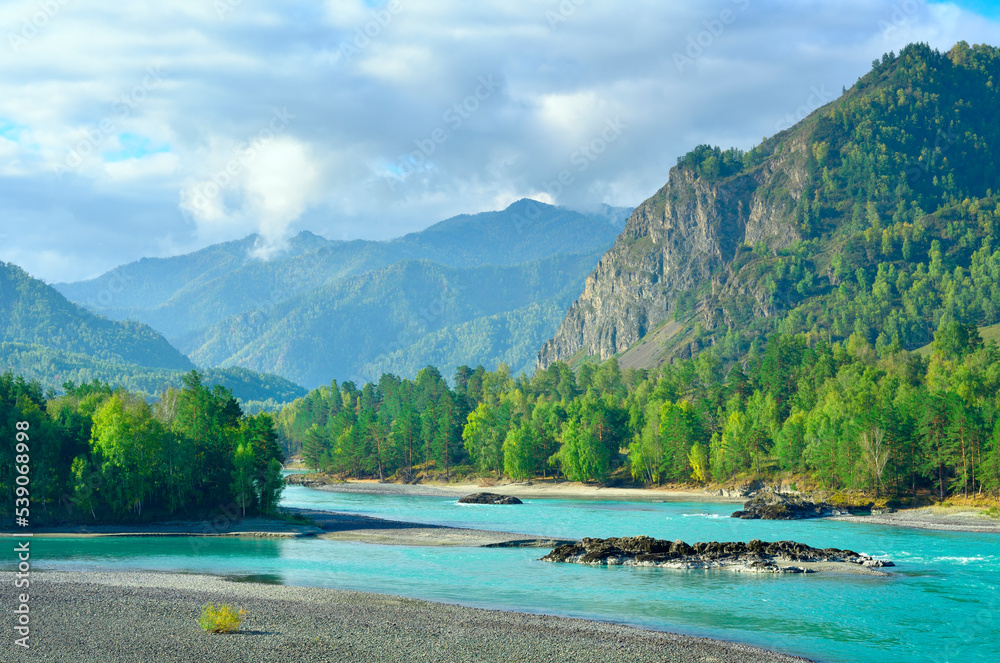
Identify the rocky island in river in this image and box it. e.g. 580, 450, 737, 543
542, 536, 895, 574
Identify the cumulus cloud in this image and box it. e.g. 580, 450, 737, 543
0, 0, 997, 281
180, 134, 319, 256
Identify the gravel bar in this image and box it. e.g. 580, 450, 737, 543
3, 570, 813, 663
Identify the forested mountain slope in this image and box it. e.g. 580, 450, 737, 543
539, 42, 1000, 370
1, 261, 192, 370
0, 262, 305, 406
57, 201, 627, 387
56, 201, 627, 341
186, 252, 606, 388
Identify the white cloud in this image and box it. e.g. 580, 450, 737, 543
0, 0, 998, 282
243, 138, 321, 256
104, 152, 180, 181
180, 136, 320, 256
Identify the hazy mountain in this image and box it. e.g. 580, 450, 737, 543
57, 201, 629, 386
184, 252, 605, 388
56, 201, 628, 340
1, 261, 192, 370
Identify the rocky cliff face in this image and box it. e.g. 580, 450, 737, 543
536, 133, 812, 369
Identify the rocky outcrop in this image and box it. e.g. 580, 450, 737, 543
706, 479, 765, 499
541, 535, 893, 573
731, 490, 859, 520
536, 135, 810, 369
284, 473, 330, 488
458, 492, 523, 505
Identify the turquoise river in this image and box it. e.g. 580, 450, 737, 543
26, 484, 1000, 662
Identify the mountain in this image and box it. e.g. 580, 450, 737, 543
0, 261, 306, 405
1, 261, 192, 370
0, 342, 306, 408
538, 41, 1000, 370
56, 201, 627, 341
387, 200, 632, 267
185, 252, 605, 387
57, 201, 629, 387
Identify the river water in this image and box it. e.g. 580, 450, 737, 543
26, 484, 1000, 663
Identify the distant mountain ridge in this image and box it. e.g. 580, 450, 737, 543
185, 252, 604, 387
0, 261, 305, 405
1, 261, 192, 370
57, 200, 630, 387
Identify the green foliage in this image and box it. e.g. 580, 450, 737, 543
551, 418, 609, 482
278, 322, 1000, 503
0, 262, 192, 370
676, 145, 747, 180
198, 603, 247, 634
55, 203, 627, 390
0, 370, 285, 524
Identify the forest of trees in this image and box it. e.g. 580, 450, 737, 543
664, 43, 1000, 367
278, 323, 1000, 504
7, 42, 1000, 522
0, 370, 284, 523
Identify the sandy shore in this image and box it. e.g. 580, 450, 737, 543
830, 506, 1000, 533
307, 477, 748, 503
1, 570, 813, 663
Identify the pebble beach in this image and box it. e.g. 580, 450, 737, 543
3, 570, 812, 663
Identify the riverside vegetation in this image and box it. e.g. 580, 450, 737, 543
7, 43, 1000, 519
278, 324, 1000, 505
0, 370, 284, 523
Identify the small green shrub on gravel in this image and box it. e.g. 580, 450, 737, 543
198, 603, 247, 633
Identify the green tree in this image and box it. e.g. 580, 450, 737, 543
552, 418, 610, 482
502, 422, 536, 481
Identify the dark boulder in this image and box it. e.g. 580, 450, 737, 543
732, 490, 854, 520
458, 492, 523, 505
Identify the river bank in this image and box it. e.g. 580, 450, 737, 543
290, 475, 748, 503
2, 570, 813, 663
0, 517, 322, 539
289, 476, 1000, 532
830, 506, 1000, 533
0, 508, 572, 548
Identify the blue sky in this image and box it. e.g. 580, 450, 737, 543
1, 0, 999, 282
